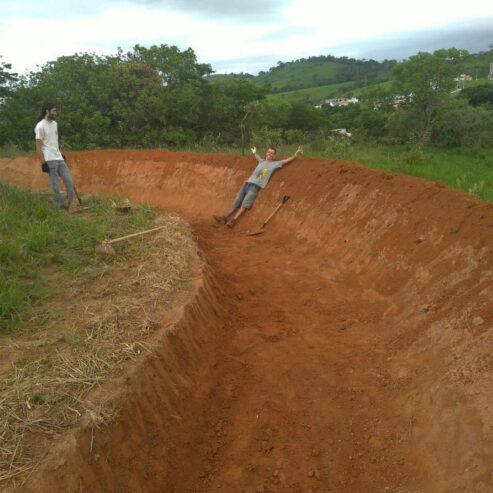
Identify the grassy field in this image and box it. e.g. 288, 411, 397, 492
0, 184, 157, 329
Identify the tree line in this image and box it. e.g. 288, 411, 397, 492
0, 46, 492, 153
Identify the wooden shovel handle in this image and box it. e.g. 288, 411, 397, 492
261, 195, 290, 228
63, 155, 83, 205
106, 225, 166, 244
73, 184, 83, 205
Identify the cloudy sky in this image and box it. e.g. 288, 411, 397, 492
1, 0, 493, 75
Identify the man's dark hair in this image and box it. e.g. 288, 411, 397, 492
268, 147, 277, 153
40, 102, 55, 120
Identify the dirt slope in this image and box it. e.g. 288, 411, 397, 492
1, 151, 492, 492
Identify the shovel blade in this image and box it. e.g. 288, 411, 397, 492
246, 229, 265, 236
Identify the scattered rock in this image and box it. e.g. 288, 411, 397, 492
421, 304, 435, 313
472, 316, 485, 327
116, 198, 133, 212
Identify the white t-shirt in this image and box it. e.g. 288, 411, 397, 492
34, 119, 63, 161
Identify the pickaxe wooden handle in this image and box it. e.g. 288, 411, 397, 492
105, 225, 167, 244
73, 184, 82, 205
63, 154, 82, 205
246, 195, 290, 236
261, 195, 290, 229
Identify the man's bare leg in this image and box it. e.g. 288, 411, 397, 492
227, 207, 246, 228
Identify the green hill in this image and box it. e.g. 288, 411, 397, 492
209, 50, 493, 104
256, 60, 346, 92
254, 55, 396, 94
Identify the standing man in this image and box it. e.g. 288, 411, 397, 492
35, 103, 75, 210
214, 145, 303, 228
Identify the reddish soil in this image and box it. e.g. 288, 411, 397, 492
1, 150, 492, 493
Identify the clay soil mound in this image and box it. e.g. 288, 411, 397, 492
1, 150, 492, 493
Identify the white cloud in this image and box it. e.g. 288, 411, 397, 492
1, 0, 493, 74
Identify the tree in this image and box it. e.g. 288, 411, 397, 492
0, 56, 17, 99
393, 49, 465, 144
127, 44, 213, 139
461, 83, 493, 107
288, 101, 325, 131
432, 98, 493, 147
199, 78, 266, 144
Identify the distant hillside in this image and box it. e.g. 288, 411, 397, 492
254, 55, 396, 93
209, 50, 493, 104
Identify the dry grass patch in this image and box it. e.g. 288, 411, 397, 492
0, 210, 200, 486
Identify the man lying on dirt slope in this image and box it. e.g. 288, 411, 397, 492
214, 145, 303, 228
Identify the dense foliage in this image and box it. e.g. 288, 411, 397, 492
0, 45, 492, 153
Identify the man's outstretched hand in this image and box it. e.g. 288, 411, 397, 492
251, 146, 257, 155
295, 145, 303, 156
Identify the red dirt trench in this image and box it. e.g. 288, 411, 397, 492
1, 150, 493, 493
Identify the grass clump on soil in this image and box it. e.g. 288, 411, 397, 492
0, 181, 157, 329
0, 181, 199, 485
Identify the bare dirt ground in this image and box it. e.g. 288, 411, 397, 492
1, 150, 492, 493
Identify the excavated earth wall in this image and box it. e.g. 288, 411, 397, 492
1, 150, 492, 493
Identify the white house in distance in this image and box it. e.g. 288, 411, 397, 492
454, 73, 473, 90
325, 97, 359, 107
373, 95, 409, 110
331, 128, 352, 137
455, 74, 473, 82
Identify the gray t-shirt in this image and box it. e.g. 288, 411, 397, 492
246, 156, 283, 189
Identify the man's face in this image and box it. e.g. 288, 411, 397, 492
265, 148, 276, 161
46, 107, 57, 120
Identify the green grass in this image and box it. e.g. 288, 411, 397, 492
462, 78, 490, 89
349, 80, 394, 98
305, 143, 493, 201
0, 144, 26, 158
0, 183, 156, 330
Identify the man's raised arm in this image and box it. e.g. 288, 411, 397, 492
282, 145, 303, 165
251, 146, 261, 161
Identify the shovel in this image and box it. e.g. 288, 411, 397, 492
246, 195, 290, 236
95, 225, 167, 256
